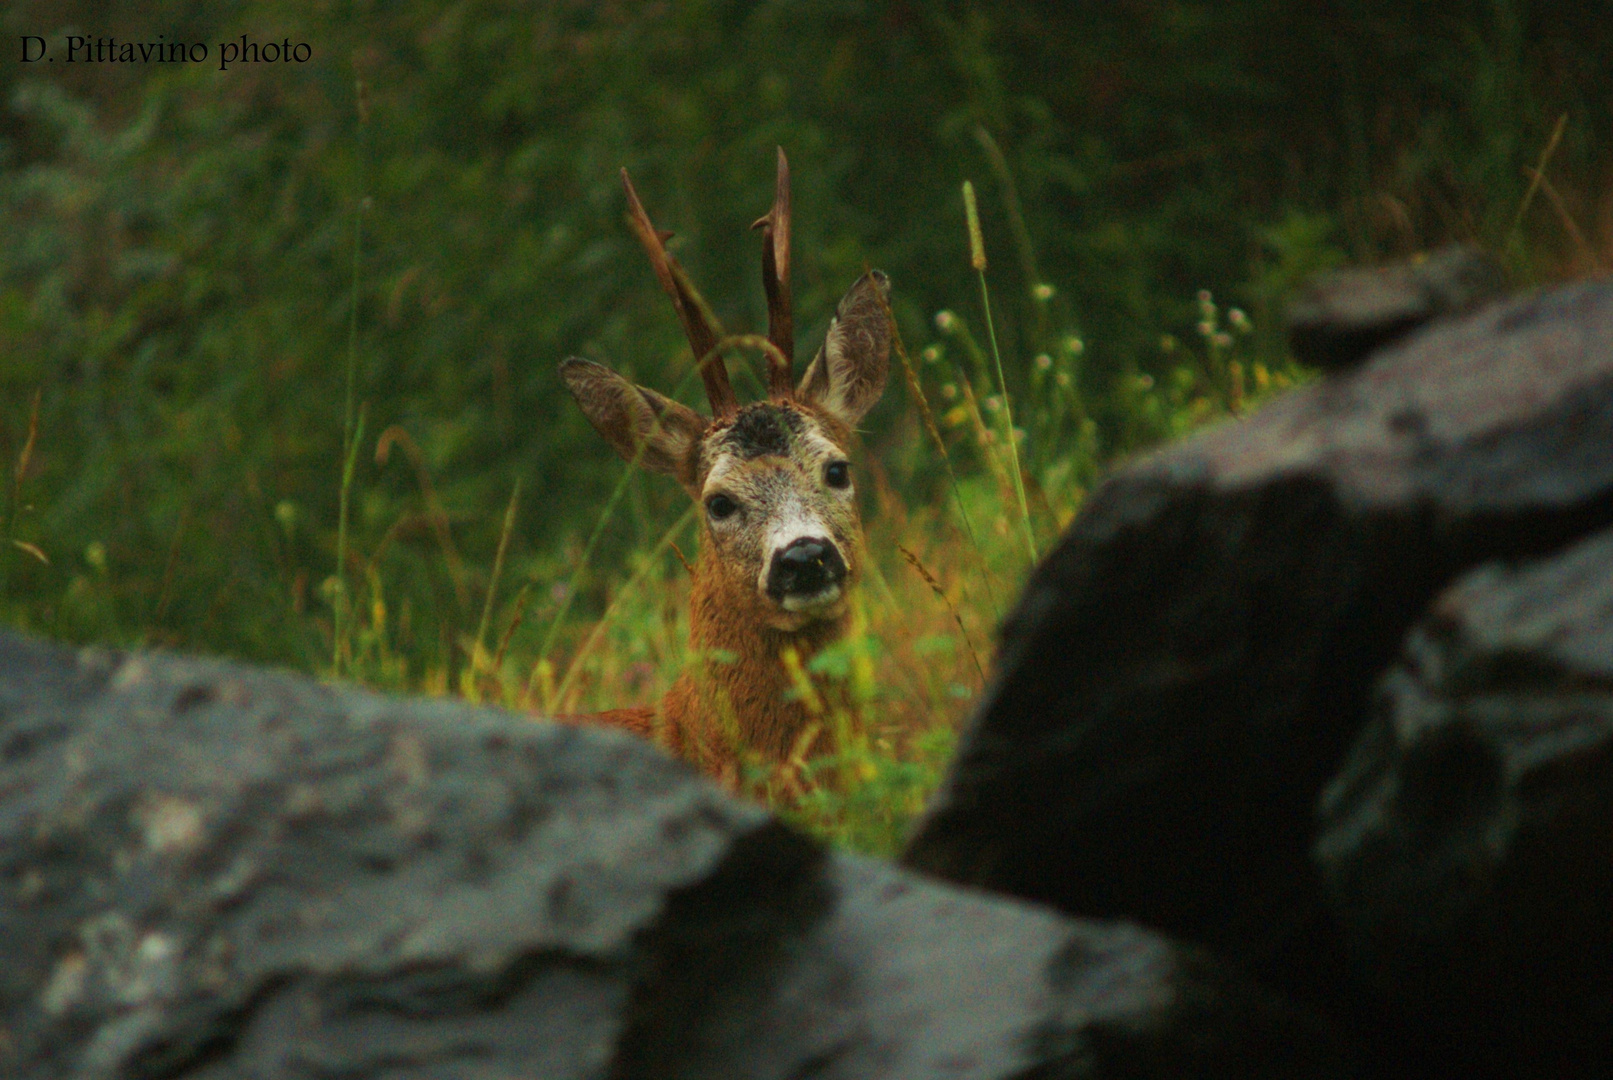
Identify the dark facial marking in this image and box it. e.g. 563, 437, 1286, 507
718, 403, 804, 459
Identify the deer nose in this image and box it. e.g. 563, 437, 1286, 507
766, 537, 847, 600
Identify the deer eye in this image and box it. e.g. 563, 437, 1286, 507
824, 461, 851, 489
705, 493, 739, 521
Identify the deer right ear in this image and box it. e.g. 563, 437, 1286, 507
797, 270, 892, 426
559, 358, 706, 480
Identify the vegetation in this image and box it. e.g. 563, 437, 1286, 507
2, 2, 1607, 854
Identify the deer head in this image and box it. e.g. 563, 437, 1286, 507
560, 150, 891, 637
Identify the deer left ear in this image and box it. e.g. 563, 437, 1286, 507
797, 270, 891, 425
559, 357, 706, 481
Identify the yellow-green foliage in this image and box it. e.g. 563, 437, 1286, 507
323, 252, 1309, 855
3, 2, 1607, 854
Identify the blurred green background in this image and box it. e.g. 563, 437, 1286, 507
2, 0, 1608, 676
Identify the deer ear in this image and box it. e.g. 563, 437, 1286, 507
559, 358, 706, 479
797, 270, 891, 425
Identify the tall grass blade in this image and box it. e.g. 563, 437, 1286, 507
334, 77, 371, 677
373, 425, 472, 615
153, 502, 191, 627
972, 126, 1044, 301
1523, 166, 1602, 271
897, 543, 986, 686
10, 388, 39, 511
884, 295, 1003, 621
472, 477, 521, 679
529, 449, 637, 704
9, 541, 47, 565
552, 503, 696, 710
1507, 112, 1568, 250
963, 181, 1038, 566
2, 388, 42, 593
333, 401, 367, 674
491, 580, 534, 675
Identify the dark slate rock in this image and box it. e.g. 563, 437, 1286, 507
1286, 244, 1506, 371
0, 629, 812, 1080
905, 279, 1613, 993
1314, 526, 1613, 1074
644, 854, 1351, 1079
0, 628, 1349, 1079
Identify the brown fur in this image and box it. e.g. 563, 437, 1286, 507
556, 705, 655, 739
553, 518, 845, 755
660, 539, 853, 770
557, 154, 890, 781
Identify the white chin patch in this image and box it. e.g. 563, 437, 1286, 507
779, 582, 844, 613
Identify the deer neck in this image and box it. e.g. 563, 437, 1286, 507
661, 549, 849, 766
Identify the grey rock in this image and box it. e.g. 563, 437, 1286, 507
0, 629, 807, 1080
906, 279, 1613, 992
0, 628, 1347, 1079
649, 854, 1348, 1079
1287, 244, 1506, 371
1315, 526, 1613, 1071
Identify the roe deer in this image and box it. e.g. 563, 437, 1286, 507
558, 149, 891, 778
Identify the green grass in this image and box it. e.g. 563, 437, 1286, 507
0, 142, 1590, 856
3, 2, 1606, 855
2, 117, 1586, 854
295, 181, 1312, 857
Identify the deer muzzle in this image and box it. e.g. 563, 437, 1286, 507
765, 536, 848, 611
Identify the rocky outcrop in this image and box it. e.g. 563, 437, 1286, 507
905, 274, 1613, 1075
1285, 244, 1506, 370
1316, 525, 1613, 1069
0, 629, 1343, 1079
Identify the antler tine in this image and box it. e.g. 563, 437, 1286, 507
751, 147, 794, 400
619, 167, 738, 421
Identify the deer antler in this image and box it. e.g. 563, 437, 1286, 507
620, 168, 738, 421
752, 147, 794, 400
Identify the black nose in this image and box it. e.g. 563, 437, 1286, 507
766, 537, 847, 599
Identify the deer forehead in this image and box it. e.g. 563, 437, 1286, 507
698, 405, 846, 493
